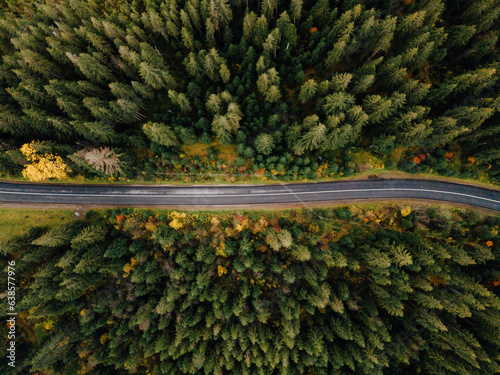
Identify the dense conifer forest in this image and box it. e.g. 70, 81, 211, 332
0, 0, 498, 182
1, 205, 499, 374
1, 1, 500, 374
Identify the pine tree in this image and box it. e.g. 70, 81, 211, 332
109, 82, 136, 100
186, 0, 202, 31
70, 225, 106, 250
139, 62, 171, 89
323, 92, 355, 114
329, 73, 352, 92
427, 83, 457, 105
83, 147, 122, 175
447, 25, 476, 47
168, 90, 192, 113
208, 0, 233, 31
463, 0, 500, 32
219, 64, 231, 83
370, 16, 396, 56
380, 56, 407, 87
325, 40, 347, 69
82, 97, 114, 122
265, 85, 281, 103
352, 74, 375, 94
372, 134, 396, 155
119, 45, 141, 68
32, 225, 71, 247
447, 106, 494, 131
226, 102, 242, 129
298, 79, 318, 102
206, 93, 222, 113
110, 98, 141, 122
452, 67, 498, 96
254, 133, 274, 155
261, 0, 278, 19
263, 29, 280, 58
211, 115, 236, 144
55, 96, 81, 117
144, 9, 167, 40
402, 80, 431, 105
181, 27, 195, 50
183, 52, 200, 77
257, 72, 270, 94
254, 15, 269, 46
398, 11, 426, 35
243, 11, 257, 41
289, 0, 303, 23
69, 53, 113, 83
143, 122, 179, 147
300, 123, 327, 151
79, 121, 118, 143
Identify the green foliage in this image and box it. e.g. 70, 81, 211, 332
254, 133, 275, 155
373, 134, 396, 155
0, 0, 498, 183
3, 206, 500, 374
142, 122, 178, 147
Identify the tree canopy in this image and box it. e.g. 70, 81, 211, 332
1, 205, 500, 374
0, 0, 497, 183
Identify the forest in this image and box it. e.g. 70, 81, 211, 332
1, 1, 500, 374
1, 204, 499, 374
0, 0, 498, 183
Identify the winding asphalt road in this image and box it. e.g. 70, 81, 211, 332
0, 178, 500, 211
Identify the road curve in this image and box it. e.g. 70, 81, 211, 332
1, 179, 500, 211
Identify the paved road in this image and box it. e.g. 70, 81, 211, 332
1, 179, 500, 211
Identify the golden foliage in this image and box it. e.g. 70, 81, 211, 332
315, 163, 328, 178
400, 206, 412, 217
217, 265, 227, 276
308, 222, 320, 233
123, 264, 133, 275
235, 218, 249, 232
169, 211, 187, 230
144, 217, 157, 232
20, 142, 70, 181
100, 333, 109, 345
123, 257, 138, 275
251, 217, 269, 234
44, 319, 54, 330
215, 243, 228, 257
169, 219, 183, 230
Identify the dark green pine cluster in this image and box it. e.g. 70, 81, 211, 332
1, 207, 500, 374
0, 0, 498, 181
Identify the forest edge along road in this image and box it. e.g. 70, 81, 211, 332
0, 179, 500, 212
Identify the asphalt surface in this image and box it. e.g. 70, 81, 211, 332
0, 178, 500, 211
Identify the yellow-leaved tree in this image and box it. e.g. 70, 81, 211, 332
20, 142, 70, 181
400, 206, 412, 217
